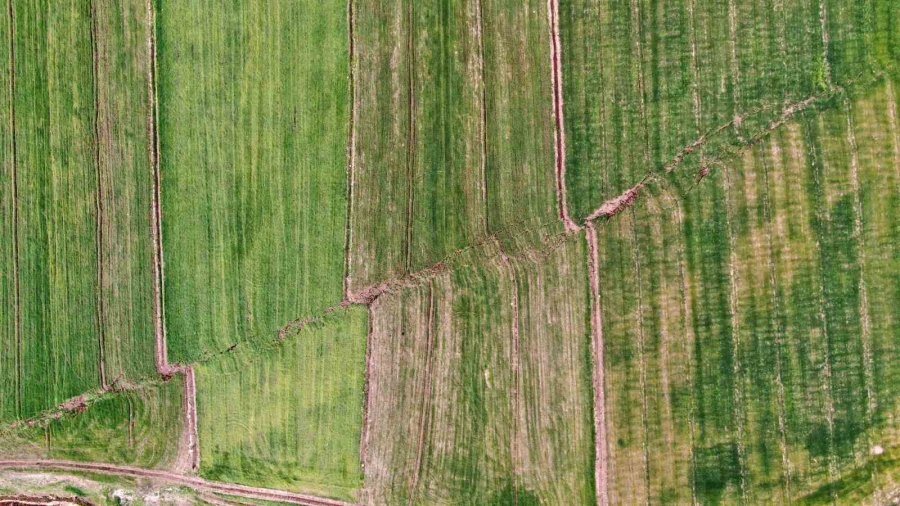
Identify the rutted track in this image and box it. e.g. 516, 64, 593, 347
0, 461, 355, 506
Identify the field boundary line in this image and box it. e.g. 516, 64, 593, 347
818, 0, 833, 89
343, 0, 356, 299
474, 0, 489, 233
143, 0, 199, 475
89, 0, 107, 388
585, 224, 609, 506
145, 0, 167, 375
546, 0, 578, 232
5, 0, 22, 418
0, 460, 355, 506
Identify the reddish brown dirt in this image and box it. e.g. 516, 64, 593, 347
585, 224, 610, 506
0, 461, 354, 506
0, 495, 95, 506
547, 0, 579, 233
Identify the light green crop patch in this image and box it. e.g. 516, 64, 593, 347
156, 0, 350, 363
0, 380, 184, 469
195, 306, 368, 502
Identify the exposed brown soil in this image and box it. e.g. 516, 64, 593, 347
546, 0, 578, 232
584, 224, 610, 506
0, 461, 353, 506
0, 495, 95, 506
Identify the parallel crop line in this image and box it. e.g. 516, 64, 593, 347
5, 0, 22, 418
499, 252, 524, 491
760, 146, 793, 499
805, 118, 839, 502
629, 211, 652, 503
659, 183, 698, 506
546, 0, 577, 232
474, 0, 489, 233
628, 0, 651, 167
818, 0, 833, 89
726, 0, 743, 137
585, 223, 609, 506
343, 0, 357, 299
843, 101, 875, 423
89, 0, 107, 388
407, 283, 436, 504
721, 166, 749, 501
403, 1, 416, 274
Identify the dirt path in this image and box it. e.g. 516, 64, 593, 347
584, 224, 609, 506
546, 0, 578, 232
0, 461, 355, 506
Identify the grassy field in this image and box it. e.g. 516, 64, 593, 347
593, 80, 898, 504
195, 306, 368, 501
560, 0, 896, 222
13, 0, 101, 418
349, 0, 560, 292
1, 0, 163, 420
364, 237, 594, 504
156, 0, 350, 363
0, 380, 184, 469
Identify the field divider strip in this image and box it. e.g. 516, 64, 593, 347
818, 0, 833, 89
0, 460, 356, 506
475, 0, 489, 233
585, 223, 609, 506
89, 0, 107, 388
343, 0, 357, 299
583, 87, 845, 225
6, 0, 22, 418
142, 0, 199, 476
546, 0, 578, 232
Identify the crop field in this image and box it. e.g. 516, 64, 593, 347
592, 80, 898, 504
195, 307, 368, 500
1, 0, 897, 505
156, 0, 351, 363
560, 0, 896, 221
348, 0, 561, 293
0, 380, 184, 468
364, 237, 595, 504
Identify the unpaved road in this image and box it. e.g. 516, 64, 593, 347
0, 461, 354, 506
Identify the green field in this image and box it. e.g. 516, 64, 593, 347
156, 0, 350, 363
1, 0, 897, 504
1, 0, 160, 421
593, 81, 898, 504
0, 380, 184, 468
195, 307, 368, 501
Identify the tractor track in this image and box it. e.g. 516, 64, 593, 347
0, 461, 354, 506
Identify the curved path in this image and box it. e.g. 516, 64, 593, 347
0, 460, 354, 506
